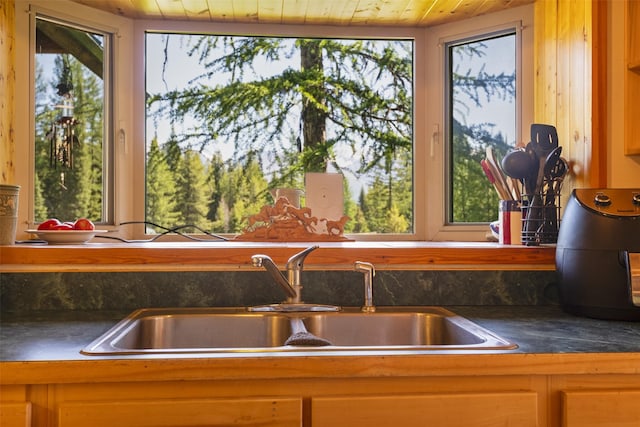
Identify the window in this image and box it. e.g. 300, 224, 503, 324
17, 2, 532, 242
425, 7, 533, 241
144, 33, 414, 236
447, 31, 516, 224
33, 15, 113, 223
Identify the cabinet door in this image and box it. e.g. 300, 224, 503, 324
562, 390, 640, 426
312, 392, 538, 427
0, 402, 32, 427
58, 397, 301, 427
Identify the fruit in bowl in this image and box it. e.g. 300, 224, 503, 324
37, 218, 95, 231
37, 218, 62, 230
31, 218, 104, 244
72, 218, 95, 230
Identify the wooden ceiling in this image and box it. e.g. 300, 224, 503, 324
68, 0, 534, 27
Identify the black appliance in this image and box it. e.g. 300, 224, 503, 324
556, 188, 640, 320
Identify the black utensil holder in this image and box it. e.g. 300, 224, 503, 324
520, 180, 561, 246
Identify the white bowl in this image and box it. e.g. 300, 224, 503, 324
26, 229, 108, 245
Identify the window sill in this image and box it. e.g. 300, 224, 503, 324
0, 241, 555, 273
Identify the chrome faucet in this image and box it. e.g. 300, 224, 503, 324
251, 245, 319, 304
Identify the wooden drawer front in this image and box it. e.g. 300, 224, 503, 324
0, 403, 32, 427
562, 390, 640, 427
58, 397, 302, 427
312, 392, 538, 427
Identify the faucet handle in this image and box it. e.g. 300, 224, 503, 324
286, 245, 319, 270
354, 261, 376, 313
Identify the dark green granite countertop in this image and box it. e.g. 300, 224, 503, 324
1, 306, 639, 362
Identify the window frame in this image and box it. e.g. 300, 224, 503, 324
132, 20, 427, 241
15, 0, 134, 237
32, 13, 115, 224
424, 4, 534, 241
14, 0, 532, 243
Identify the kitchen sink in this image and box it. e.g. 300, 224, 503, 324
81, 307, 517, 355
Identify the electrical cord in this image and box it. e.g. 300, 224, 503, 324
95, 221, 228, 242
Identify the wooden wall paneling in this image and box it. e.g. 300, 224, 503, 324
555, 0, 575, 190
590, 0, 607, 185
534, 0, 600, 191
534, 0, 558, 127
569, 0, 588, 188
628, 0, 640, 65
0, 0, 16, 185
625, 0, 640, 155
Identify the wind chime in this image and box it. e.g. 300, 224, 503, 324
47, 55, 80, 187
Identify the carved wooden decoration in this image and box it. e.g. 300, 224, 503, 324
235, 197, 352, 241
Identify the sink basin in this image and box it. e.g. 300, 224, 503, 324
304, 312, 486, 346
81, 307, 517, 355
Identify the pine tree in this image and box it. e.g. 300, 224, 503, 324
342, 178, 358, 232
363, 176, 390, 233
206, 152, 225, 224
146, 137, 178, 229
175, 150, 210, 229
385, 203, 409, 233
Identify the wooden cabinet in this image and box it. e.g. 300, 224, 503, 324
562, 390, 640, 426
3, 371, 640, 427
57, 398, 302, 427
625, 0, 640, 155
312, 392, 539, 427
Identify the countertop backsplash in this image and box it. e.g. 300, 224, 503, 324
0, 270, 558, 313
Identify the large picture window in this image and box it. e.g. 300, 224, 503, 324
144, 33, 414, 235
19, 2, 532, 242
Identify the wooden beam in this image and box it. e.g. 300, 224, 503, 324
36, 19, 104, 79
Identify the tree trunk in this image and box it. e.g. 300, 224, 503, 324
300, 40, 327, 172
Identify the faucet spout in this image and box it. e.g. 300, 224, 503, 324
285, 245, 319, 276
251, 254, 297, 300
285, 245, 319, 302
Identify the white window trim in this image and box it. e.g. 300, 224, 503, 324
424, 4, 534, 241
14, 0, 134, 240
13, 1, 532, 243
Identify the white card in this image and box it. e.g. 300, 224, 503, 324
305, 173, 344, 232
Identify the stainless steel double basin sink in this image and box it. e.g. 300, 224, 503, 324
82, 306, 517, 355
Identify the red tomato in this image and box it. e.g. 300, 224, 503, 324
73, 218, 95, 230
37, 218, 61, 230
52, 223, 74, 230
